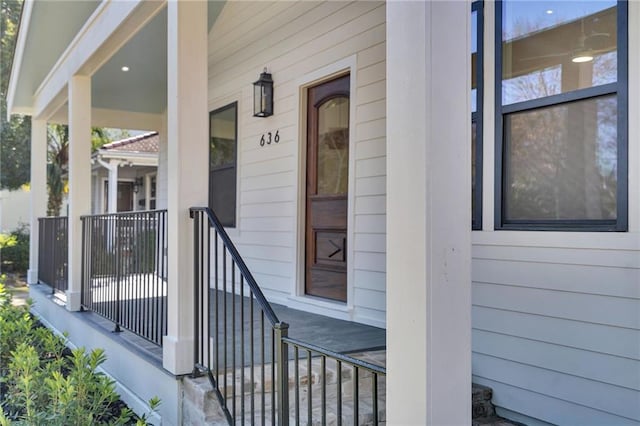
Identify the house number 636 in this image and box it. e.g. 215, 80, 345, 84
260, 130, 280, 147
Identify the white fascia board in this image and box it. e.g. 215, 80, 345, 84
32, 0, 166, 120
91, 108, 163, 131
48, 108, 163, 131
6, 0, 34, 119
96, 151, 158, 167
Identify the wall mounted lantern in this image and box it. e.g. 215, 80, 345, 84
253, 68, 273, 117
133, 177, 144, 194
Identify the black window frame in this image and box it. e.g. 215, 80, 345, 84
209, 101, 238, 228
494, 0, 628, 231
472, 0, 484, 230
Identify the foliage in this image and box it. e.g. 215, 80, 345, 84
0, 0, 31, 191
46, 125, 113, 216
0, 225, 29, 272
0, 278, 160, 425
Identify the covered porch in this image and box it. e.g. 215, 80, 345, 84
8, 0, 472, 424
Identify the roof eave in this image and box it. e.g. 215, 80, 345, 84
6, 0, 33, 120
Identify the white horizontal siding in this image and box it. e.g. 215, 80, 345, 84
208, 1, 386, 323
474, 354, 640, 422
474, 376, 640, 426
474, 306, 640, 360
473, 329, 640, 391
472, 239, 640, 424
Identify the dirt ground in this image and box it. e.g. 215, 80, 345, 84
3, 272, 29, 306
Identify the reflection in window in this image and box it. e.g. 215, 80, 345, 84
502, 1, 617, 105
472, 1, 482, 230
209, 103, 237, 227
317, 97, 349, 195
504, 95, 617, 220
497, 0, 625, 230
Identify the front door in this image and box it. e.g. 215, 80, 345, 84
305, 75, 350, 302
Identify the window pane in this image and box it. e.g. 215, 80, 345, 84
210, 105, 237, 169
209, 168, 236, 227
504, 95, 617, 221
502, 1, 617, 105
317, 97, 349, 195
209, 103, 237, 227
472, 120, 477, 220
472, 9, 478, 113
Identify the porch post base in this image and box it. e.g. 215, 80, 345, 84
163, 335, 194, 375
65, 290, 82, 312
27, 269, 39, 285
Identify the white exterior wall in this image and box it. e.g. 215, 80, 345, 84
207, 1, 386, 327
472, 2, 640, 424
0, 188, 31, 233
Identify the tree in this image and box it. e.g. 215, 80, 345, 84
0, 0, 31, 191
46, 124, 112, 216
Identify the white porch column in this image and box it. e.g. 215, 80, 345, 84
163, 0, 208, 375
96, 158, 119, 214
27, 119, 48, 285
67, 75, 92, 311
386, 1, 471, 425
144, 174, 152, 211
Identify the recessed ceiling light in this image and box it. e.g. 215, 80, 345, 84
571, 53, 594, 63
546, 9, 553, 14
121, 66, 130, 72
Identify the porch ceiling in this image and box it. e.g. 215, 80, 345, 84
9, 1, 225, 120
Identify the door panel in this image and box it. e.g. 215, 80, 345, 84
305, 75, 350, 302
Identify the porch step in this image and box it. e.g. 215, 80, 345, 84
472, 384, 524, 426
184, 368, 524, 425
472, 384, 496, 419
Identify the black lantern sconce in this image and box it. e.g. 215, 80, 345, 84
253, 68, 273, 117
133, 177, 144, 194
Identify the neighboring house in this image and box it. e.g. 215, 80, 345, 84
92, 131, 159, 214
6, 1, 639, 425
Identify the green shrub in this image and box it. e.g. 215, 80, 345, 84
0, 225, 29, 273
0, 278, 159, 425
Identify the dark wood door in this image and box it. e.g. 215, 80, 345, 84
117, 182, 134, 212
305, 75, 350, 302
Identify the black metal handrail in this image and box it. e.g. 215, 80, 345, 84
38, 216, 69, 293
190, 207, 287, 425
190, 207, 386, 425
80, 210, 167, 346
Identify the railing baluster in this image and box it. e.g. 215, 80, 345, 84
250, 292, 255, 424
199, 215, 205, 369
322, 355, 326, 426
232, 261, 236, 421
206, 214, 211, 373
353, 367, 359, 426
240, 275, 245, 425
372, 373, 378, 425
261, 311, 265, 426
337, 360, 342, 426
307, 349, 312, 426
275, 323, 289, 426
271, 328, 275, 425
295, 347, 300, 425
215, 230, 219, 382
223, 246, 228, 405
192, 210, 200, 371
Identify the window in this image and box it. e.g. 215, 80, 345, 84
209, 102, 238, 227
496, 1, 627, 231
472, 1, 483, 230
